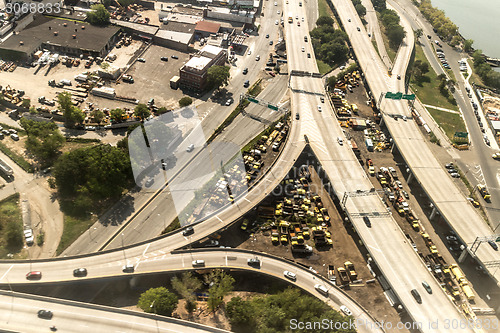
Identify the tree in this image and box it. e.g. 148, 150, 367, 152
450, 35, 461, 47
157, 107, 168, 115
102, 0, 113, 7
207, 65, 230, 91
172, 272, 202, 313
134, 104, 151, 121
415, 28, 423, 39
110, 108, 126, 123
203, 269, 235, 312
412, 59, 429, 81
179, 97, 193, 107
464, 39, 474, 53
21, 98, 30, 108
226, 297, 254, 327
87, 4, 110, 26
354, 3, 366, 17
117, 0, 135, 7
138, 287, 178, 316
316, 16, 334, 26
21, 119, 64, 165
90, 109, 105, 125
371, 0, 386, 12
57, 92, 85, 128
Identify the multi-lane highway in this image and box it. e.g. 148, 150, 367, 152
332, 0, 500, 288
0, 289, 230, 333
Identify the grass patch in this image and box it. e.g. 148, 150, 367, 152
410, 44, 459, 111
377, 14, 396, 63
56, 214, 95, 255
318, 0, 333, 18
162, 216, 180, 234
65, 137, 101, 143
0, 193, 24, 259
317, 60, 332, 74
428, 108, 466, 142
0, 141, 33, 173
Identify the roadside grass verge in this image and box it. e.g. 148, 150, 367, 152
410, 44, 459, 111
428, 108, 466, 142
377, 14, 396, 63
0, 193, 24, 259
317, 60, 332, 74
0, 141, 33, 172
56, 214, 95, 255
318, 0, 333, 18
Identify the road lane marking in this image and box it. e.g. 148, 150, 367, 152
0, 265, 13, 281
216, 216, 223, 222
142, 243, 150, 257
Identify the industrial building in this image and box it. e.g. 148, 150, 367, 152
0, 15, 119, 61
179, 45, 227, 91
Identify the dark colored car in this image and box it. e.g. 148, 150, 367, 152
422, 281, 432, 294
296, 113, 300, 120
182, 226, 194, 236
411, 289, 422, 304
363, 216, 371, 228
73, 268, 87, 277
145, 178, 155, 188
26, 271, 42, 280
242, 67, 248, 75
248, 258, 261, 268
38, 310, 53, 319
160, 56, 169, 61
488, 240, 498, 251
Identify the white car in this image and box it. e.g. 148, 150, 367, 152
283, 270, 296, 281
317, 105, 322, 112
301, 47, 305, 52
192, 260, 205, 267
247, 50, 252, 55
277, 10, 280, 14
186, 144, 195, 152
256, 55, 260, 61
340, 305, 352, 316
275, 20, 279, 25
337, 137, 343, 145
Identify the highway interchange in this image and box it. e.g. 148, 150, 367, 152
0, 0, 499, 332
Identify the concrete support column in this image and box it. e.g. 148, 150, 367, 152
407, 172, 413, 184
429, 207, 437, 220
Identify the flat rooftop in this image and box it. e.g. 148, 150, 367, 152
183, 56, 212, 71
155, 30, 193, 45
0, 15, 119, 54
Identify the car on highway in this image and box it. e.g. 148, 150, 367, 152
186, 144, 195, 152
274, 1, 277, 5
314, 284, 328, 296
244, 80, 250, 88
297, 21, 300, 26
467, 197, 480, 207
357, 27, 360, 31
450, 172, 460, 178
427, 34, 431, 39
317, 105, 322, 112
38, 310, 53, 319
266, 34, 269, 38
299, 1, 302, 6
488, 240, 499, 251
171, 55, 179, 59
296, 113, 300, 120
348, 18, 351, 22
269, 41, 273, 45
363, 216, 371, 228
247, 258, 261, 267
242, 67, 248, 75
411, 289, 422, 304
73, 268, 87, 277
397, 75, 401, 80
247, 50, 252, 55
192, 260, 205, 267
26, 271, 42, 280
277, 10, 280, 15
182, 226, 194, 236
255, 55, 260, 61
320, 97, 324, 103
445, 162, 454, 169
422, 281, 432, 294
340, 305, 352, 316
301, 47, 305, 52
225, 98, 233, 106
122, 264, 134, 273
337, 137, 343, 145
304, 36, 308, 42
492, 153, 500, 160
283, 270, 297, 281
137, 58, 146, 62
275, 20, 279, 25
160, 56, 168, 61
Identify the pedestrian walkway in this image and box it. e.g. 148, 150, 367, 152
422, 104, 461, 114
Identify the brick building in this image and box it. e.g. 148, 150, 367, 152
179, 45, 227, 91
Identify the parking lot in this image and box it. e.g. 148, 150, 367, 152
107, 45, 190, 109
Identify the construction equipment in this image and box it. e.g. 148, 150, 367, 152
337, 267, 350, 285
328, 265, 336, 282
477, 184, 491, 201
344, 261, 358, 281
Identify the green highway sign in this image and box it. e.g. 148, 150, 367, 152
496, 236, 500, 242
402, 94, 416, 100
385, 92, 394, 98
394, 92, 403, 100
248, 97, 258, 103
268, 104, 278, 111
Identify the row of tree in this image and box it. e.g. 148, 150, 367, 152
417, 0, 460, 46
20, 119, 65, 167
311, 17, 349, 67
226, 287, 356, 333
352, 0, 366, 18
137, 270, 235, 316
378, 9, 406, 50
472, 51, 500, 90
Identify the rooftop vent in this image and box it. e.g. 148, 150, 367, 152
54, 31, 58, 36
72, 35, 76, 39
63, 23, 67, 27
19, 41, 23, 45
81, 26, 85, 30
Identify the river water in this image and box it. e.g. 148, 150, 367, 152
430, 0, 500, 59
